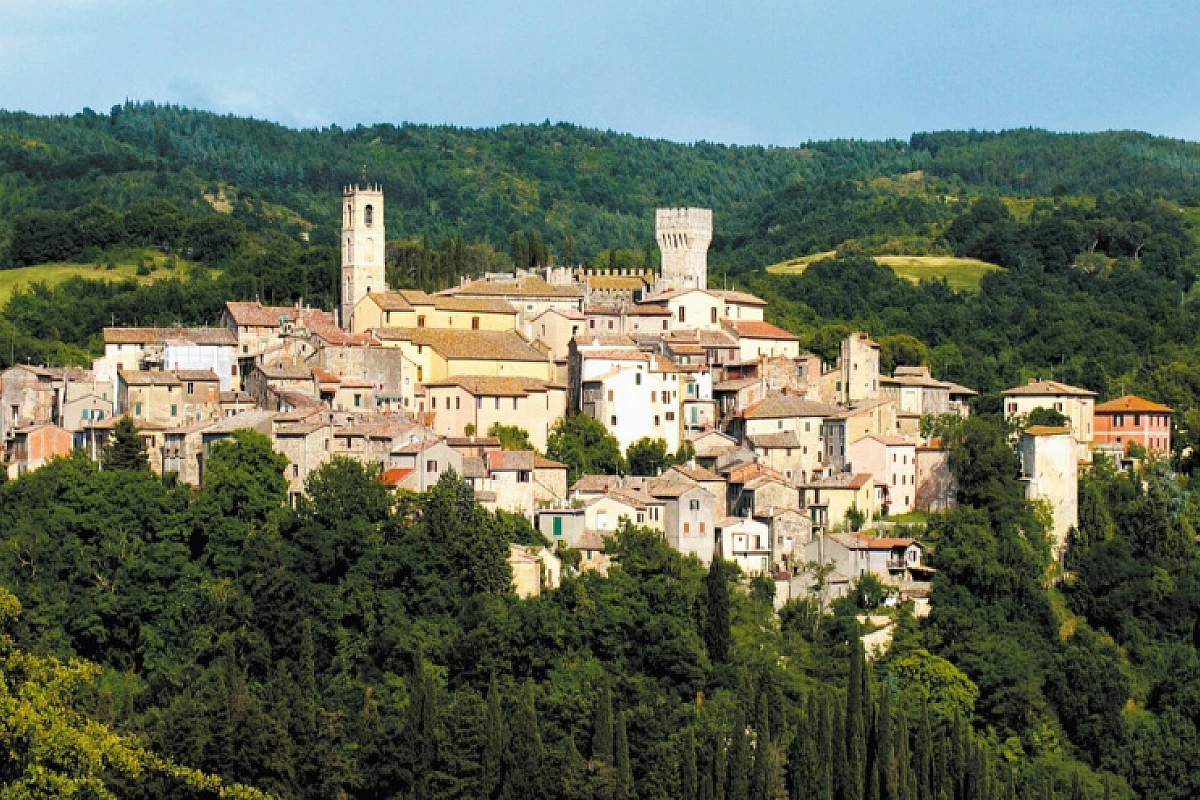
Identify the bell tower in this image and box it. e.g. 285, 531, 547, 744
340, 184, 386, 330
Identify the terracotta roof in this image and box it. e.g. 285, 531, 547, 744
619, 304, 672, 316
534, 455, 568, 470
488, 450, 536, 472
423, 375, 559, 396
710, 289, 767, 306
802, 472, 873, 490
858, 434, 915, 447
743, 392, 837, 420
256, 364, 312, 381
724, 320, 799, 341
1002, 379, 1097, 397
381, 467, 415, 486
461, 457, 489, 479
1095, 394, 1173, 413
574, 334, 639, 348
446, 275, 583, 299
367, 292, 414, 312
666, 342, 706, 355
579, 348, 650, 362
119, 370, 181, 386
714, 377, 761, 392
432, 296, 518, 314
748, 431, 803, 449
668, 464, 724, 482
830, 533, 917, 551
587, 275, 651, 290
220, 391, 254, 404
646, 483, 699, 498
743, 474, 794, 491
575, 530, 608, 551
1025, 425, 1073, 436
224, 301, 336, 329
605, 487, 661, 508
104, 326, 237, 346
203, 409, 277, 434
312, 368, 340, 385
571, 474, 626, 493
174, 369, 220, 382
397, 289, 435, 305
374, 328, 548, 362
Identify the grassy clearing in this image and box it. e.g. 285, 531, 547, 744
0, 249, 195, 305
767, 252, 1002, 292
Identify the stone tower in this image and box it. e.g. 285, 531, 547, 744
340, 184, 386, 330
655, 207, 712, 293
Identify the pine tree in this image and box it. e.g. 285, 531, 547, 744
592, 679, 615, 764
615, 711, 633, 800
483, 677, 504, 798
728, 704, 751, 800
752, 691, 773, 800
704, 557, 732, 664
682, 727, 699, 800
103, 415, 149, 471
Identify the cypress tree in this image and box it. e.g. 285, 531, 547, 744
1040, 776, 1053, 800
483, 677, 504, 798
1069, 773, 1086, 800
592, 679, 615, 764
682, 727, 699, 800
752, 691, 773, 800
915, 704, 933, 800
896, 712, 915, 800
561, 734, 587, 800
615, 711, 633, 800
789, 701, 817, 800
1102, 775, 1112, 800
846, 639, 867, 800
816, 692, 834, 800
875, 689, 896, 800
500, 682, 544, 800
832, 697, 849, 800
714, 730, 728, 800
705, 556, 732, 664
728, 705, 751, 800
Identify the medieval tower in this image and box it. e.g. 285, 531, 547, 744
340, 184, 386, 330
655, 207, 712, 293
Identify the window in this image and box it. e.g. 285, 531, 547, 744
134, 402, 143, 417
610, 415, 617, 426
1134, 414, 1141, 426
354, 394, 362, 408
170, 404, 178, 417
678, 307, 686, 323
665, 411, 674, 421
590, 319, 596, 329
432, 397, 438, 410
476, 397, 483, 410
683, 522, 690, 533
417, 315, 426, 328
607, 389, 614, 401
455, 397, 461, 410
654, 415, 660, 426
495, 398, 501, 410
512, 398, 518, 410
187, 382, 195, 395
651, 391, 657, 402
472, 316, 480, 330
689, 499, 700, 511
1114, 414, 1124, 427
552, 516, 562, 536
637, 512, 645, 524
292, 464, 299, 478
635, 373, 642, 386
699, 522, 706, 534
426, 459, 437, 473
710, 307, 718, 324
608, 320, 614, 330
364, 204, 374, 227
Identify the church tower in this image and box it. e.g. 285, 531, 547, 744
340, 184, 386, 330
655, 207, 712, 293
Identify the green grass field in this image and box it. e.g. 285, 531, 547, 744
767, 252, 1002, 292
0, 249, 195, 305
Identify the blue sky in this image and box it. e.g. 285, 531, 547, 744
2, 0, 1198, 145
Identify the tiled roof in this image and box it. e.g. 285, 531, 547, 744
224, 301, 336, 329
1002, 379, 1097, 397
432, 296, 518, 314
571, 474, 626, 493
1025, 425, 1073, 436
381, 467, 415, 486
743, 392, 837, 420
257, 364, 313, 381
534, 455, 568, 470
587, 275, 651, 290
461, 457, 489, 479
646, 483, 699, 498
710, 289, 767, 306
174, 369, 220, 382
830, 533, 917, 551
104, 326, 237, 346
367, 292, 414, 311
1095, 394, 1173, 413
579, 348, 650, 362
488, 450, 536, 472
397, 289, 435, 305
446, 275, 583, 299
374, 328, 548, 361
724, 320, 799, 341
858, 434, 915, 447
423, 376, 560, 396
574, 334, 639, 347
203, 409, 277, 434
445, 436, 502, 448
119, 370, 181, 386
668, 464, 724, 482
714, 377, 760, 392
619, 304, 672, 316
748, 431, 803, 449
802, 472, 873, 490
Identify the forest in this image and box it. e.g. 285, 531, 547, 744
3, 105, 1200, 797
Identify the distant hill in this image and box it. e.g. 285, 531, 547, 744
3, 104, 1200, 269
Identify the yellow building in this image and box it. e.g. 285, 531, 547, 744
353, 290, 518, 333
373, 328, 553, 390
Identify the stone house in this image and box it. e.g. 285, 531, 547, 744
422, 376, 567, 452
849, 435, 918, 516
799, 472, 877, 535
1003, 379, 1096, 462
715, 515, 772, 575
649, 483, 717, 565
5, 423, 74, 478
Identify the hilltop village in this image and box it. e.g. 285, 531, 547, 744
0, 186, 1172, 600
